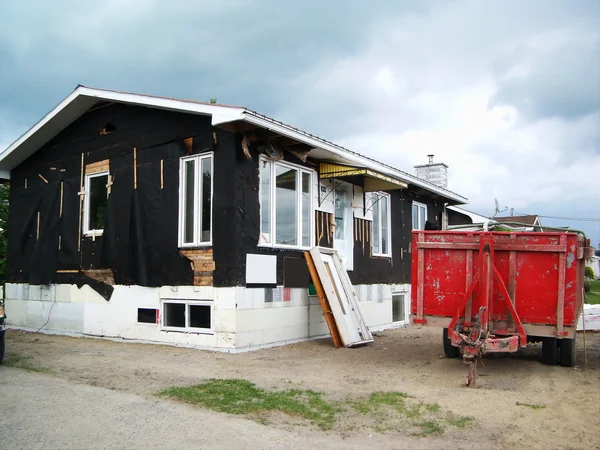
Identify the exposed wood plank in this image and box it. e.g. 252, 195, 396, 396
78, 152, 84, 252
304, 252, 343, 348
85, 159, 110, 175
184, 137, 193, 154
133, 147, 137, 189
38, 174, 48, 183
160, 159, 164, 189
57, 269, 79, 273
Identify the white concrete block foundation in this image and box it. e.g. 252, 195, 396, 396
4, 282, 411, 353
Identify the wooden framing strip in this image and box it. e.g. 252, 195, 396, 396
36, 212, 40, 240
78, 153, 84, 252
25, 178, 27, 189
85, 159, 109, 175
56, 269, 79, 273
38, 174, 48, 183
160, 159, 164, 189
133, 147, 137, 189
59, 181, 64, 217
304, 251, 342, 348
184, 137, 193, 154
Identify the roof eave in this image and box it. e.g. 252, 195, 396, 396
240, 111, 467, 203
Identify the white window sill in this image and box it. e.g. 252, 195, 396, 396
178, 242, 212, 248
372, 253, 392, 258
161, 327, 214, 335
257, 243, 312, 251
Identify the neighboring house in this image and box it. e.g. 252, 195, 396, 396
586, 255, 600, 279
0, 85, 466, 352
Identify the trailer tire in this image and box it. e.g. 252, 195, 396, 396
559, 336, 576, 367
541, 337, 558, 365
443, 328, 459, 358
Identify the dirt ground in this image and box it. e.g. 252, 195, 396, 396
5, 326, 600, 450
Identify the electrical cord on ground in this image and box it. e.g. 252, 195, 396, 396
36, 298, 57, 333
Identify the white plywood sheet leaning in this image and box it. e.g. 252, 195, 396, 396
309, 247, 373, 347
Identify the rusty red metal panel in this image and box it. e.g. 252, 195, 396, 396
410, 230, 584, 332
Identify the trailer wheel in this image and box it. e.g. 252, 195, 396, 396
558, 336, 576, 367
443, 328, 459, 358
541, 337, 558, 365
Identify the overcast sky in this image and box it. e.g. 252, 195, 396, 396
1, 0, 599, 246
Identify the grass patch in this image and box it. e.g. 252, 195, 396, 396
2, 355, 52, 373
157, 380, 475, 436
586, 280, 600, 305
516, 401, 546, 410
446, 413, 475, 427
415, 420, 444, 436
157, 379, 338, 430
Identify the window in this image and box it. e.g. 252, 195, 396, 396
179, 153, 213, 246
392, 292, 407, 324
137, 308, 158, 324
412, 201, 427, 230
259, 158, 314, 248
162, 300, 212, 333
83, 171, 109, 235
372, 192, 391, 256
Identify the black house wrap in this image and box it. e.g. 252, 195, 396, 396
5, 99, 454, 300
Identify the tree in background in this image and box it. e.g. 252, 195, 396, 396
0, 183, 8, 284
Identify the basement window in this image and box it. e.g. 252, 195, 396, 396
83, 171, 109, 235
392, 292, 407, 324
372, 192, 391, 257
179, 153, 213, 247
412, 201, 427, 230
259, 157, 314, 249
162, 300, 213, 333
137, 308, 158, 324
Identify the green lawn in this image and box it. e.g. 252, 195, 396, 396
587, 279, 600, 305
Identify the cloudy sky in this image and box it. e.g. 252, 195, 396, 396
1, 0, 599, 245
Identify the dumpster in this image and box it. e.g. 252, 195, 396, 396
410, 230, 592, 386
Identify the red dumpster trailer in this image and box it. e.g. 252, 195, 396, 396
410, 230, 592, 386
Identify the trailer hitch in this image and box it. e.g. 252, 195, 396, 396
454, 307, 486, 387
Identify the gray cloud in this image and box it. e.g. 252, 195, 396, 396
490, 38, 600, 122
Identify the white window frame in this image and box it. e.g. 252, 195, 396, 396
372, 192, 392, 257
412, 201, 428, 230
258, 157, 315, 250
161, 299, 213, 334
178, 153, 214, 247
392, 291, 409, 326
83, 170, 110, 236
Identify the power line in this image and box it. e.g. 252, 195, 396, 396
515, 213, 600, 223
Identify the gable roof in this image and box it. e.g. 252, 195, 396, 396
0, 85, 467, 203
494, 215, 541, 226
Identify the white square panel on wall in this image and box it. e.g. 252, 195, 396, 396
246, 254, 277, 285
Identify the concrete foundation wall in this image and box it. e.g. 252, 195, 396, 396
4, 282, 411, 352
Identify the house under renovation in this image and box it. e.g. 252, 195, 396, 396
0, 86, 466, 351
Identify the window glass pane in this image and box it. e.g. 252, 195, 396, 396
412, 203, 418, 230
189, 304, 211, 329
392, 294, 405, 322
275, 165, 297, 245
260, 161, 272, 244
419, 206, 426, 230
89, 174, 108, 230
200, 157, 212, 242
165, 303, 185, 328
301, 172, 311, 247
381, 196, 388, 255
373, 196, 380, 254
183, 160, 195, 243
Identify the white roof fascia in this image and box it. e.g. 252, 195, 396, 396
0, 88, 81, 166
0, 87, 246, 178
447, 205, 489, 223
74, 87, 246, 125
241, 112, 467, 203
